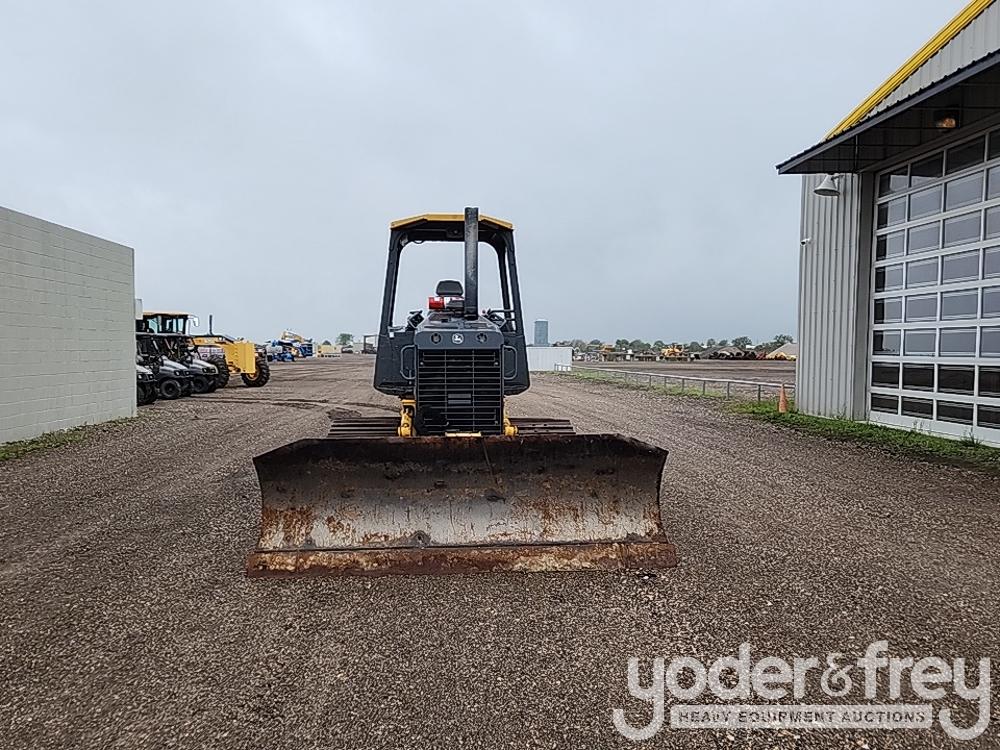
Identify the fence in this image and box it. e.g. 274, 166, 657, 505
553, 364, 793, 403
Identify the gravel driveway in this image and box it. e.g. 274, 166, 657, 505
1, 358, 996, 749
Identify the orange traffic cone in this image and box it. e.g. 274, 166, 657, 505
778, 385, 788, 414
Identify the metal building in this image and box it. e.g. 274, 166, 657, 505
533, 319, 549, 347
779, 0, 1000, 445
0, 206, 136, 444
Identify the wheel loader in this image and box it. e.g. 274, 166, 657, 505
247, 209, 675, 577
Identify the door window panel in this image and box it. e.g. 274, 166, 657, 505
901, 397, 933, 418
982, 327, 1000, 356
939, 328, 976, 356
937, 365, 974, 394
874, 297, 902, 323
902, 364, 934, 391
986, 206, 1000, 240
871, 394, 899, 414
907, 222, 940, 254
906, 258, 938, 287
943, 212, 981, 247
986, 247, 1000, 278
877, 198, 906, 228
876, 232, 905, 260
980, 367, 1000, 397
937, 401, 973, 425
945, 172, 983, 210
940, 289, 978, 320
988, 166, 1000, 199
978, 404, 1000, 428
873, 330, 901, 356
911, 154, 943, 185
910, 186, 942, 219
876, 264, 904, 291
871, 363, 899, 388
941, 250, 980, 283
946, 137, 985, 174
983, 287, 1000, 318
879, 168, 908, 196
905, 294, 937, 322
903, 329, 936, 356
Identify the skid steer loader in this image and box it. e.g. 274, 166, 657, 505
248, 209, 675, 577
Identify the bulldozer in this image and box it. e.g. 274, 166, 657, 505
247, 209, 675, 577
140, 311, 270, 388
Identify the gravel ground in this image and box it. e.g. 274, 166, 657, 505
0, 358, 997, 749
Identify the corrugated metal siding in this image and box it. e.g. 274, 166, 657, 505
796, 175, 869, 419
869, 0, 1000, 116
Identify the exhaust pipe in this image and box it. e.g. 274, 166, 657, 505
464, 206, 478, 318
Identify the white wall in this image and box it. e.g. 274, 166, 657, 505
0, 206, 136, 443
527, 346, 572, 372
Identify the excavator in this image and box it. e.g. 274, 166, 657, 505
247, 209, 675, 577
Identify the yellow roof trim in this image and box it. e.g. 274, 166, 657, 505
390, 213, 514, 230
825, 0, 994, 140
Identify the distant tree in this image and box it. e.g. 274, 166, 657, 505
717, 339, 729, 347
774, 333, 793, 345
322, 339, 332, 346
589, 339, 603, 346
615, 338, 630, 350
653, 340, 665, 349
336, 333, 353, 346
732, 336, 752, 349
687, 341, 704, 352
705, 338, 717, 348
629, 339, 649, 351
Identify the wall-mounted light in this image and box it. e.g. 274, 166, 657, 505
933, 109, 960, 130
813, 174, 840, 197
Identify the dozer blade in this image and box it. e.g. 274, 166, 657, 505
247, 434, 675, 577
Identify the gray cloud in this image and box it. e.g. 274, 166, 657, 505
0, 0, 966, 344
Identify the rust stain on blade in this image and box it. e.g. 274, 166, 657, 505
247, 541, 678, 577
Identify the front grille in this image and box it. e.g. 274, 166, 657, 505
416, 348, 503, 434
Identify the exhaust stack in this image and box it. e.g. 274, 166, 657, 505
464, 206, 478, 318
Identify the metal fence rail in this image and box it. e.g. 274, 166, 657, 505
553, 363, 794, 403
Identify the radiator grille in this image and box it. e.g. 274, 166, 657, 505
416, 348, 503, 434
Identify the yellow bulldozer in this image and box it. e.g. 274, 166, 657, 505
247, 209, 674, 577
140, 311, 270, 388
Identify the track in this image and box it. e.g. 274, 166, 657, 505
0, 357, 996, 749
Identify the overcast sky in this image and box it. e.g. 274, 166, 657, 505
0, 0, 968, 344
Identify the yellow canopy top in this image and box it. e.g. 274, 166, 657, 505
390, 213, 513, 230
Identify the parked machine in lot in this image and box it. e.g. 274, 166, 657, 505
156, 333, 218, 394
248, 209, 674, 577
140, 311, 270, 389
136, 362, 157, 406
136, 332, 192, 399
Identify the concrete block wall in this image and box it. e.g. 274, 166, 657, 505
0, 206, 136, 443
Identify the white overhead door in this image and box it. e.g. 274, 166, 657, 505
870, 126, 1000, 443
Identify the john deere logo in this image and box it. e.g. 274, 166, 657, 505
452, 333, 464, 344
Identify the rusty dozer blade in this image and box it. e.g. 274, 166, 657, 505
246, 434, 675, 577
